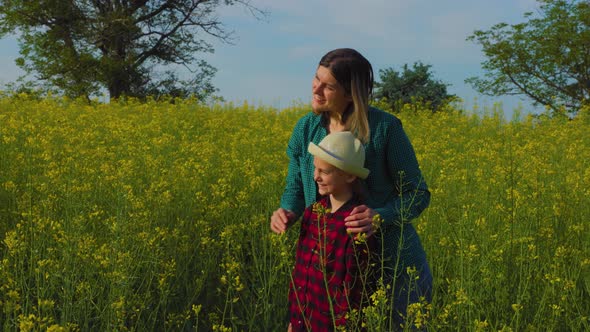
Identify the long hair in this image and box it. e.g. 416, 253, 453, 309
319, 48, 373, 144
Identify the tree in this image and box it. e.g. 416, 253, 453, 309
466, 0, 590, 115
373, 61, 456, 112
0, 0, 264, 100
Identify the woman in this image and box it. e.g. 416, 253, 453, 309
270, 48, 432, 327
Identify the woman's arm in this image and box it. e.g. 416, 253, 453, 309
345, 116, 430, 231
280, 119, 307, 219
378, 117, 430, 226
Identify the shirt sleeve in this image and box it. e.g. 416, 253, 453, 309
280, 118, 307, 219
375, 117, 430, 226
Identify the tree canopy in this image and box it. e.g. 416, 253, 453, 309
466, 0, 590, 115
0, 0, 264, 100
373, 61, 456, 112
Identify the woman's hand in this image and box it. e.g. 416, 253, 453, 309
344, 205, 377, 236
270, 208, 296, 234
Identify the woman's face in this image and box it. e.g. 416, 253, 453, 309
311, 66, 352, 115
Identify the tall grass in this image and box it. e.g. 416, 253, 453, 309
0, 95, 588, 331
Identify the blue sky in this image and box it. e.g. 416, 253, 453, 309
0, 0, 543, 118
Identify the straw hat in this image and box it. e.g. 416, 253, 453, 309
308, 131, 370, 179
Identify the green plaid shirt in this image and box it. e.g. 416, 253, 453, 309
281, 107, 430, 272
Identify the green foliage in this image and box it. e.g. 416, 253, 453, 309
373, 62, 456, 113
0, 0, 264, 101
467, 0, 590, 115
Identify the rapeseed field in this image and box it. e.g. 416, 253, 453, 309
0, 95, 588, 331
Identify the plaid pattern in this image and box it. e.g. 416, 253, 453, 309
289, 196, 377, 332
280, 107, 430, 275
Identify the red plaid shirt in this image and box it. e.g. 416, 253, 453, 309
289, 195, 377, 331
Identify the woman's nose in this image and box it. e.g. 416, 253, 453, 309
312, 83, 322, 95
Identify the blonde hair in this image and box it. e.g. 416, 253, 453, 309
348, 74, 371, 144
319, 48, 373, 144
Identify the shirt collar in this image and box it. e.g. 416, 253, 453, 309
319, 193, 360, 213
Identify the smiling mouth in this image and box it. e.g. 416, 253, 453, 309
313, 95, 325, 103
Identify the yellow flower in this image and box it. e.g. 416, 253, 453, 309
47, 325, 66, 332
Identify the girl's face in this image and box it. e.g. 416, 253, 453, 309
313, 157, 355, 197
311, 66, 352, 115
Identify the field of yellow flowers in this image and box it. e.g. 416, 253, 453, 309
0, 95, 589, 331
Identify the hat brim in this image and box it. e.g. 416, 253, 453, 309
308, 142, 370, 179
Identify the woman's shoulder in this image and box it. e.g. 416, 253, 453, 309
368, 106, 403, 130
296, 111, 321, 124
291, 111, 321, 132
